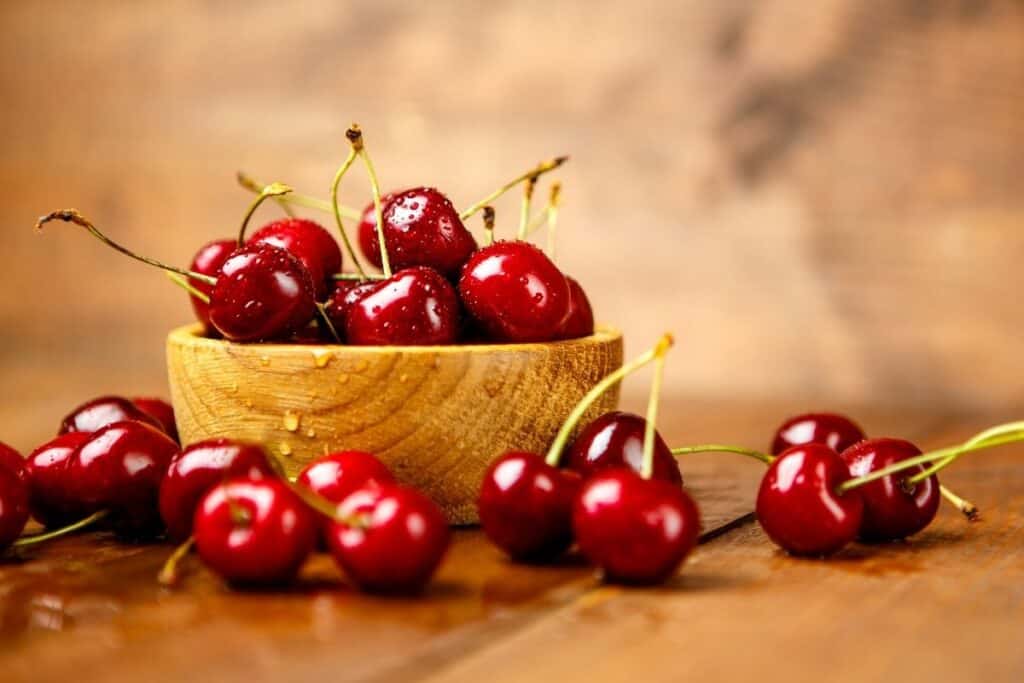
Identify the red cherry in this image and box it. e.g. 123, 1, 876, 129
187, 239, 235, 331
556, 276, 595, 340
477, 451, 582, 561
69, 420, 180, 537
566, 411, 682, 485
0, 441, 27, 482
194, 476, 317, 585
24, 433, 92, 527
756, 444, 864, 556
159, 439, 275, 541
297, 450, 394, 505
323, 280, 379, 338
771, 413, 866, 455
132, 397, 178, 443
572, 468, 701, 584
357, 189, 477, 277
208, 243, 317, 342
839, 438, 939, 542
326, 484, 450, 593
59, 395, 163, 436
248, 218, 342, 299
345, 267, 460, 345
0, 466, 29, 550
458, 241, 571, 343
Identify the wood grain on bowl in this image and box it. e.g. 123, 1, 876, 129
166, 325, 624, 523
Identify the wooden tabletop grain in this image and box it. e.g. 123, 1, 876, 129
2, 401, 1021, 683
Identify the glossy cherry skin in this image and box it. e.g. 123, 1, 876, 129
840, 438, 940, 542
297, 451, 395, 505
771, 412, 866, 456
0, 441, 26, 482
756, 444, 864, 556
25, 433, 92, 527
458, 241, 571, 343
132, 397, 178, 443
249, 218, 341, 299
194, 476, 317, 585
327, 484, 450, 593
59, 395, 163, 436
323, 280, 379, 338
159, 439, 275, 541
345, 267, 460, 345
187, 239, 235, 331
573, 468, 701, 584
69, 420, 180, 537
477, 451, 582, 561
566, 411, 682, 485
357, 189, 477, 277
556, 276, 595, 340
208, 243, 317, 342
0, 466, 30, 549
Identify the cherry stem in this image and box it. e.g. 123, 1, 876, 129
907, 421, 1024, 484
640, 341, 671, 479
939, 484, 980, 521
670, 444, 775, 465
330, 145, 368, 278
36, 210, 216, 285
545, 182, 562, 261
315, 302, 342, 343
544, 333, 674, 467
157, 535, 195, 587
237, 171, 361, 220
165, 272, 211, 304
12, 510, 109, 548
348, 125, 392, 279
482, 206, 496, 247
236, 172, 295, 217
333, 272, 386, 281
236, 182, 293, 246
460, 156, 569, 221
517, 175, 537, 241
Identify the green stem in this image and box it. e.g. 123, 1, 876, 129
939, 484, 980, 521
350, 126, 391, 278
460, 156, 569, 221
517, 176, 537, 241
237, 171, 361, 219
545, 182, 561, 261
333, 272, 386, 281
482, 206, 496, 247
906, 421, 1024, 484
236, 171, 295, 217
157, 535, 195, 587
13, 510, 109, 548
670, 444, 775, 465
315, 302, 342, 343
236, 182, 293, 246
165, 272, 211, 304
640, 344, 670, 479
330, 146, 368, 278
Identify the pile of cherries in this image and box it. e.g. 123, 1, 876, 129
0, 395, 449, 592
38, 125, 592, 346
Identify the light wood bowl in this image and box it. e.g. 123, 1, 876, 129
166, 324, 624, 523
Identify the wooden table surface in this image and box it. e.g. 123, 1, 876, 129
2, 400, 1021, 683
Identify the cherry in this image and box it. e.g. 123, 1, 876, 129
771, 412, 866, 456
839, 438, 939, 542
573, 468, 700, 584
323, 280, 380, 339
756, 444, 864, 556
194, 476, 317, 585
59, 395, 163, 436
0, 441, 27, 482
556, 276, 595, 340
187, 238, 235, 332
566, 411, 682, 485
357, 188, 477, 277
297, 450, 394, 506
159, 439, 275, 541
0, 466, 30, 550
248, 218, 341, 299
69, 420, 180, 537
24, 433, 92, 528
326, 484, 449, 593
345, 266, 460, 345
132, 397, 178, 443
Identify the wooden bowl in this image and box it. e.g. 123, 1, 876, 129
166, 324, 624, 523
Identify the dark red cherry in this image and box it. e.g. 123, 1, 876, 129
566, 411, 682, 485
25, 433, 91, 528
345, 267, 460, 345
323, 280, 380, 337
0, 441, 26, 482
327, 484, 450, 593
194, 476, 317, 585
0, 466, 29, 549
572, 468, 701, 584
556, 276, 595, 340
297, 450, 394, 505
69, 420, 180, 537
208, 243, 317, 342
771, 412, 866, 456
132, 397, 178, 443
358, 189, 477, 277
249, 218, 342, 299
187, 239, 235, 331
839, 438, 940, 542
477, 451, 582, 561
59, 395, 163, 436
459, 241, 571, 343
159, 439, 275, 541
756, 444, 864, 556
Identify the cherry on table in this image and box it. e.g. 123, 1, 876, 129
771, 412, 866, 456
193, 476, 317, 586
25, 433, 92, 528
132, 397, 178, 443
59, 395, 163, 436
0, 466, 30, 550
248, 218, 342, 299
556, 276, 595, 340
566, 411, 682, 485
345, 266, 460, 345
187, 239, 235, 332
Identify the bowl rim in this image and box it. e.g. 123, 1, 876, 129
167, 323, 623, 355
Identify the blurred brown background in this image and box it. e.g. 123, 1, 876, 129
2, 0, 1022, 450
